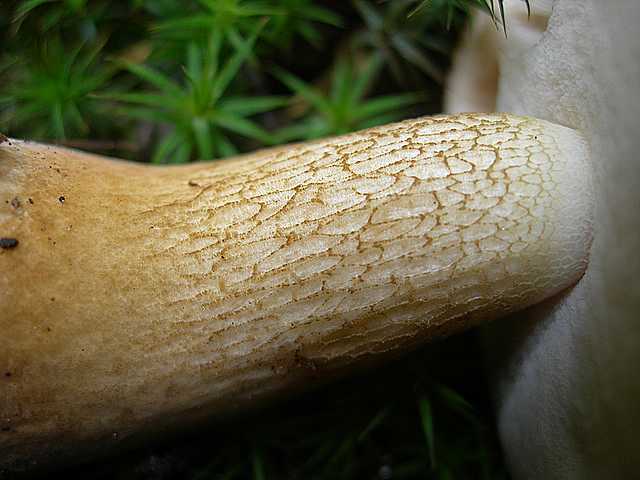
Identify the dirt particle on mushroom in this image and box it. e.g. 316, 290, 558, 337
10, 197, 20, 209
0, 133, 7, 144
0, 238, 19, 249
58, 196, 65, 204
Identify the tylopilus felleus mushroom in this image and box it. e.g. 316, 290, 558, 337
0, 112, 593, 472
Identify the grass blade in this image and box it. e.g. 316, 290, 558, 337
357, 406, 391, 443
152, 130, 181, 164
210, 111, 273, 144
123, 62, 182, 96
192, 117, 214, 160
252, 446, 266, 480
212, 19, 266, 101
271, 67, 331, 117
350, 54, 383, 104
419, 395, 437, 470
353, 93, 420, 121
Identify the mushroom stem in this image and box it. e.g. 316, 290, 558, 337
0, 113, 592, 472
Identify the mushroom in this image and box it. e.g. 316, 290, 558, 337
447, 0, 640, 478
0, 112, 593, 472
5, 0, 639, 476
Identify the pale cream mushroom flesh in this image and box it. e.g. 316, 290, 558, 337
448, 0, 640, 478
0, 2, 611, 475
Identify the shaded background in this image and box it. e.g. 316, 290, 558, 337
0, 1, 512, 478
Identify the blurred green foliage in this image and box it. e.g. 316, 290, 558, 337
272, 55, 422, 140
0, 0, 504, 163
0, 37, 114, 139
109, 25, 286, 162
352, 0, 450, 86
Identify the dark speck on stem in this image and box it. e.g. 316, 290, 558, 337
0, 238, 19, 249
58, 196, 65, 204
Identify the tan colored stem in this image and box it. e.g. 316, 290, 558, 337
0, 113, 592, 472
